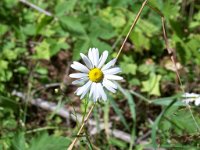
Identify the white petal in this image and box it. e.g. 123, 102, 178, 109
76, 81, 92, 96
195, 97, 200, 106
102, 58, 117, 71
92, 48, 99, 67
92, 83, 99, 102
72, 77, 88, 85
103, 78, 117, 89
88, 48, 94, 66
89, 82, 96, 99
103, 67, 121, 75
80, 81, 92, 99
69, 73, 88, 78
105, 74, 123, 80
103, 80, 116, 93
98, 51, 108, 68
80, 53, 93, 69
94, 84, 100, 101
97, 83, 107, 101
71, 62, 89, 73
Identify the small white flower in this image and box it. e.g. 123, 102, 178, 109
69, 48, 123, 101
182, 93, 200, 106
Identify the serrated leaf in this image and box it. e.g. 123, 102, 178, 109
59, 16, 86, 35
55, 0, 77, 16
29, 133, 71, 150
11, 132, 26, 150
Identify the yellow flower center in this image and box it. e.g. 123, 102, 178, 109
89, 68, 104, 82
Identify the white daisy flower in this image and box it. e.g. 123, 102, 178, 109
182, 93, 200, 106
69, 48, 123, 101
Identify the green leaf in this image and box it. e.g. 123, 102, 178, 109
138, 64, 154, 75
0, 24, 8, 36
55, 0, 77, 16
130, 30, 150, 51
89, 17, 116, 40
109, 138, 127, 149
141, 73, 162, 96
120, 55, 137, 75
2, 49, 18, 60
33, 40, 50, 60
117, 83, 136, 121
117, 83, 136, 148
35, 67, 48, 75
11, 132, 26, 150
152, 95, 184, 106
151, 99, 177, 149
91, 38, 112, 53
22, 24, 36, 36
59, 16, 86, 35
0, 60, 8, 69
29, 133, 71, 150
15, 66, 28, 75
99, 7, 126, 28
73, 38, 90, 60
109, 94, 130, 131
47, 38, 70, 57
120, 63, 137, 75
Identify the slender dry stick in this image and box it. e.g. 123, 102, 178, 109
161, 12, 200, 133
19, 0, 53, 17
116, 0, 149, 59
68, 103, 96, 150
147, 4, 200, 132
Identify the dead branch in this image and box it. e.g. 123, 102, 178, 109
12, 90, 132, 143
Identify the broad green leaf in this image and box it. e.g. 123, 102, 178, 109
16, 66, 28, 74
91, 38, 112, 53
47, 38, 70, 57
29, 133, 71, 150
120, 63, 137, 75
22, 24, 36, 36
2, 49, 18, 60
35, 67, 48, 75
55, 0, 77, 16
10, 132, 26, 150
89, 17, 116, 40
0, 60, 8, 69
73, 38, 90, 60
120, 55, 137, 75
0, 24, 8, 36
130, 29, 150, 51
162, 1, 180, 19
33, 40, 50, 60
59, 16, 86, 35
141, 73, 162, 96
138, 64, 154, 75
99, 7, 126, 28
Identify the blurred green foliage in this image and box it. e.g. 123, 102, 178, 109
0, 0, 200, 149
